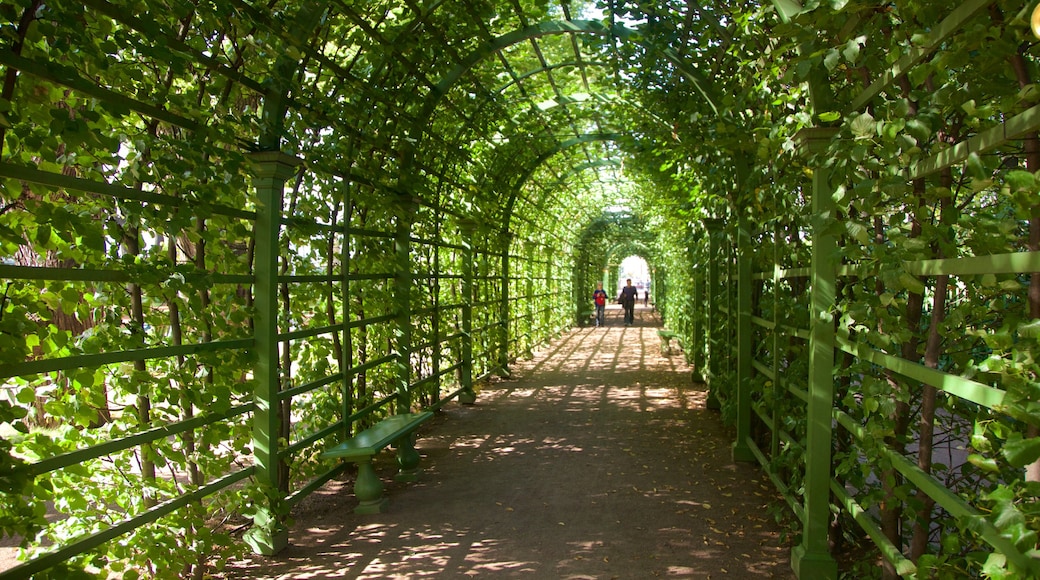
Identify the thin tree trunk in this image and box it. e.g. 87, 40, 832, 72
1004, 13, 1040, 483
910, 177, 952, 559
124, 227, 157, 507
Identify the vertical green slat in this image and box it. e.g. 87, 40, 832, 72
244, 151, 300, 556
689, 223, 705, 382
733, 214, 754, 462
432, 216, 442, 403
525, 242, 536, 355
790, 128, 840, 579
342, 186, 353, 438
704, 218, 723, 410
459, 220, 477, 404
394, 196, 416, 413
771, 223, 782, 459
727, 237, 735, 382
498, 231, 512, 376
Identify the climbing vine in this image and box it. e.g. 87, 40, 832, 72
1, 0, 1039, 578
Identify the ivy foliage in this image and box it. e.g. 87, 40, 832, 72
1, 0, 1040, 578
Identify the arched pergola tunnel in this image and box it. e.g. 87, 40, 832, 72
1, 1, 1040, 578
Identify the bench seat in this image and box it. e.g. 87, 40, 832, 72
322, 411, 434, 514
657, 330, 679, 354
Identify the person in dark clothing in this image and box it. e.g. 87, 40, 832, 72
618, 278, 638, 326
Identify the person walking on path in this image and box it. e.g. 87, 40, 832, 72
593, 282, 608, 327
618, 279, 638, 326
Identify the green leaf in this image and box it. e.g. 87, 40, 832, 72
842, 38, 861, 64
824, 49, 840, 72
850, 112, 875, 139
968, 453, 1000, 473
898, 272, 926, 295
1002, 434, 1040, 468
966, 152, 986, 179
818, 111, 841, 123
1005, 170, 1037, 192
1019, 319, 1040, 338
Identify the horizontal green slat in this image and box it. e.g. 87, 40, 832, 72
0, 264, 252, 285
913, 103, 1040, 179
782, 325, 810, 341
836, 264, 869, 277
286, 463, 347, 507
409, 236, 467, 250
431, 385, 469, 411
752, 359, 775, 381
279, 372, 344, 401
751, 315, 775, 330
0, 467, 254, 580
277, 272, 395, 283
0, 51, 201, 131
744, 436, 804, 522
0, 162, 255, 221
835, 411, 1038, 575
848, 0, 991, 113
79, 0, 268, 94
0, 338, 253, 379
831, 481, 917, 576
25, 403, 254, 477
778, 267, 810, 278
834, 331, 1006, 410
411, 361, 464, 389
412, 336, 447, 352
905, 251, 1040, 277
345, 314, 396, 329
279, 323, 343, 343
347, 354, 397, 377
283, 419, 345, 458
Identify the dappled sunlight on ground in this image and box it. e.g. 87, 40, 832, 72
220, 305, 792, 579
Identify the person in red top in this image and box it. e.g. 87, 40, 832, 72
592, 282, 608, 327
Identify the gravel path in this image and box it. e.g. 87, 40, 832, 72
223, 305, 796, 579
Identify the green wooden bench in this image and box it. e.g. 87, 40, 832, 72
657, 330, 679, 355
322, 411, 434, 514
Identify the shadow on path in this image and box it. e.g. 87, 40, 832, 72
223, 305, 794, 579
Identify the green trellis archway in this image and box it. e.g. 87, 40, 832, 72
1, 2, 1040, 579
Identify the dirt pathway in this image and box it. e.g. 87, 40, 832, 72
223, 305, 795, 579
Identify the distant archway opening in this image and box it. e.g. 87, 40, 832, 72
617, 255, 651, 299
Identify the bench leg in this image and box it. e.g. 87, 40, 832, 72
395, 434, 422, 483
353, 458, 389, 515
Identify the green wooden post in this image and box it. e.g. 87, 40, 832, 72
525, 241, 536, 355
790, 127, 840, 579
544, 248, 554, 334
244, 151, 300, 556
393, 195, 417, 413
659, 268, 666, 313
704, 218, 723, 410
432, 218, 442, 402
574, 244, 587, 326
733, 214, 754, 462
689, 224, 705, 382
726, 238, 736, 383
771, 223, 782, 459
342, 185, 354, 440
498, 231, 512, 377
459, 219, 477, 404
